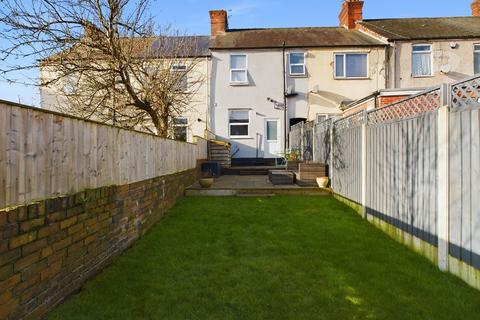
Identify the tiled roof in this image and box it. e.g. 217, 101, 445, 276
210, 27, 386, 50
358, 17, 480, 41
131, 36, 211, 58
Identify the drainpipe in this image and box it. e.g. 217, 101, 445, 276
392, 40, 397, 88
282, 41, 288, 154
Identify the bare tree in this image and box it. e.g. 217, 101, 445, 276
0, 0, 205, 136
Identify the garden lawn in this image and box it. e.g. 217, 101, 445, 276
48, 196, 480, 320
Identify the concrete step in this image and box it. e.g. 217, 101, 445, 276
185, 188, 331, 197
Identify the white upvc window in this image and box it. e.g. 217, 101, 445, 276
475, 44, 480, 75
230, 54, 248, 85
289, 52, 306, 76
334, 53, 368, 79
173, 117, 188, 141
412, 44, 433, 77
229, 109, 250, 137
316, 114, 329, 123
171, 64, 188, 91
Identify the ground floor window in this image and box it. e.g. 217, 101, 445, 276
229, 110, 250, 137
316, 114, 329, 123
173, 117, 188, 141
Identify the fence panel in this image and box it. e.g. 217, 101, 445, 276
303, 122, 314, 161
0, 103, 207, 209
331, 114, 363, 204
449, 107, 480, 268
313, 119, 331, 165
366, 111, 438, 245
289, 123, 302, 154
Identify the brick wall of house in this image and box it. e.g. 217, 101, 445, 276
0, 165, 201, 320
378, 95, 408, 108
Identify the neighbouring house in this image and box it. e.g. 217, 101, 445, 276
208, 7, 387, 162
40, 36, 211, 143
342, 88, 426, 116
330, 0, 480, 116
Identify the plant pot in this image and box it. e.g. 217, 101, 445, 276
316, 177, 329, 189
199, 178, 214, 188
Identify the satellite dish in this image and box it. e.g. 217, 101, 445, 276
440, 64, 452, 74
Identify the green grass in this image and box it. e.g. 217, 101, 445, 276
48, 196, 480, 320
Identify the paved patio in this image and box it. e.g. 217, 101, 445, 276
186, 175, 330, 196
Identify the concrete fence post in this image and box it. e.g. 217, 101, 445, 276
437, 83, 450, 271
300, 122, 304, 161
361, 111, 368, 219
329, 120, 334, 183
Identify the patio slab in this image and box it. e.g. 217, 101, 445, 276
186, 175, 331, 196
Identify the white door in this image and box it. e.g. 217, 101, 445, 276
264, 119, 280, 158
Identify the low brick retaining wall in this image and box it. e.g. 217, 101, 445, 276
0, 167, 200, 319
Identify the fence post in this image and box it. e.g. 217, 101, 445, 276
361, 111, 368, 219
329, 120, 334, 182
300, 122, 304, 160
437, 83, 450, 272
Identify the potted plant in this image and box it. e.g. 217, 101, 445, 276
286, 149, 301, 171
316, 177, 329, 189
199, 170, 214, 188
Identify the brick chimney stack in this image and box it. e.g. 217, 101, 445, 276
473, 0, 480, 16
339, 0, 364, 30
209, 10, 228, 37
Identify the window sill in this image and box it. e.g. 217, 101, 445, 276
411, 75, 434, 78
229, 136, 253, 140
288, 74, 307, 78
230, 82, 249, 86
334, 77, 371, 80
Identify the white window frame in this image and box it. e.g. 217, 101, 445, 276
475, 44, 480, 75
288, 52, 306, 76
228, 109, 250, 138
316, 114, 330, 124
333, 53, 369, 79
171, 64, 188, 91
173, 117, 188, 141
412, 44, 433, 78
229, 54, 248, 85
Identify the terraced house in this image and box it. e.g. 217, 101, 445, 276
208, 3, 387, 162
208, 0, 480, 162
39, 0, 480, 160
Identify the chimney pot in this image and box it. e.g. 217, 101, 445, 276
209, 10, 228, 37
339, 0, 364, 30
473, 0, 480, 16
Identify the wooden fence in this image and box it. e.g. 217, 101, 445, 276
0, 101, 207, 209
296, 75, 480, 289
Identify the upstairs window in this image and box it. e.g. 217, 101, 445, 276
230, 54, 248, 84
171, 64, 188, 91
289, 53, 306, 76
173, 117, 188, 141
334, 53, 368, 78
229, 110, 249, 137
475, 44, 480, 75
412, 44, 432, 77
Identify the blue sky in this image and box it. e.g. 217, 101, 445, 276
0, 0, 474, 106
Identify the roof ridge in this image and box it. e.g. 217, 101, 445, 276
227, 26, 343, 32
363, 16, 480, 22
